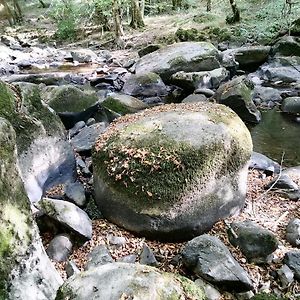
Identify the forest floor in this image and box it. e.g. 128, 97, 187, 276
43, 170, 300, 299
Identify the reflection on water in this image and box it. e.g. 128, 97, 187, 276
249, 110, 300, 166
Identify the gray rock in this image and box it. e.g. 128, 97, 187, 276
284, 250, 300, 280
235, 291, 255, 300
138, 44, 162, 57
71, 49, 98, 63
277, 264, 294, 288
93, 102, 252, 241
195, 88, 215, 97
263, 66, 300, 84
182, 94, 207, 103
227, 221, 278, 264
249, 152, 280, 175
86, 118, 96, 126
122, 72, 168, 98
281, 97, 300, 114
43, 85, 98, 113
265, 174, 299, 190
85, 245, 113, 270
194, 278, 221, 300
46, 234, 73, 262
135, 42, 220, 82
107, 235, 126, 247
56, 262, 205, 300
69, 121, 86, 138
171, 68, 229, 91
139, 243, 159, 267
286, 218, 300, 247
70, 122, 106, 152
117, 254, 137, 263
273, 36, 300, 57
0, 117, 62, 300
37, 198, 92, 240
182, 234, 253, 292
64, 181, 86, 207
253, 86, 282, 105
65, 260, 80, 278
0, 82, 76, 203
215, 76, 261, 124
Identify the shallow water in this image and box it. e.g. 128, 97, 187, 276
249, 110, 300, 167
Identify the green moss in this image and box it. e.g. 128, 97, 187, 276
135, 73, 161, 85
102, 97, 132, 115
49, 85, 97, 113
0, 228, 13, 257
176, 275, 205, 300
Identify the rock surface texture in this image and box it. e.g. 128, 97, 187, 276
93, 102, 252, 241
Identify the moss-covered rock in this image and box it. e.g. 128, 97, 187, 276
214, 76, 261, 124
135, 42, 220, 83
102, 92, 148, 115
0, 117, 62, 299
44, 84, 98, 113
93, 102, 252, 241
0, 81, 76, 202
55, 262, 205, 300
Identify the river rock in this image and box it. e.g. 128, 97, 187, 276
93, 102, 252, 241
281, 97, 300, 114
182, 235, 253, 291
182, 93, 207, 103
195, 278, 221, 300
37, 198, 92, 241
233, 46, 271, 70
286, 218, 300, 247
71, 49, 98, 63
253, 86, 282, 106
277, 264, 294, 288
0, 81, 76, 202
262, 66, 300, 84
65, 261, 80, 278
122, 72, 168, 98
138, 44, 162, 57
56, 262, 205, 300
227, 220, 278, 264
265, 174, 299, 190
283, 250, 300, 280
46, 234, 73, 262
215, 76, 261, 124
85, 245, 114, 270
64, 181, 86, 207
135, 42, 220, 82
249, 152, 280, 175
171, 68, 228, 92
273, 36, 300, 57
139, 243, 159, 267
43, 85, 98, 113
70, 122, 107, 153
69, 121, 86, 138
102, 92, 149, 114
0, 118, 62, 300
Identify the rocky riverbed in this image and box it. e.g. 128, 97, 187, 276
1, 32, 300, 300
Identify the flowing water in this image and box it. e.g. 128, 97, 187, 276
249, 110, 300, 167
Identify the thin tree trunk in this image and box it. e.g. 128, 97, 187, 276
228, 0, 240, 23
140, 0, 145, 19
38, 0, 47, 8
130, 0, 145, 29
112, 0, 124, 47
13, 0, 23, 22
206, 0, 211, 12
0, 0, 15, 25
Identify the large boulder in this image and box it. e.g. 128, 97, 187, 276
55, 262, 205, 300
170, 67, 229, 92
281, 97, 300, 114
272, 36, 300, 57
43, 85, 98, 113
93, 102, 252, 241
215, 76, 261, 124
122, 72, 168, 98
0, 118, 62, 299
135, 42, 220, 82
0, 81, 76, 202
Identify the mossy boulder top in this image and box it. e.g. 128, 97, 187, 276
135, 42, 220, 82
43, 84, 98, 113
56, 262, 204, 300
93, 102, 252, 241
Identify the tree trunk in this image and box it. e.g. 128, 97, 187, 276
130, 0, 145, 29
112, 0, 124, 47
206, 0, 211, 12
0, 0, 15, 25
140, 0, 145, 19
38, 0, 47, 8
12, 0, 23, 22
227, 0, 240, 23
